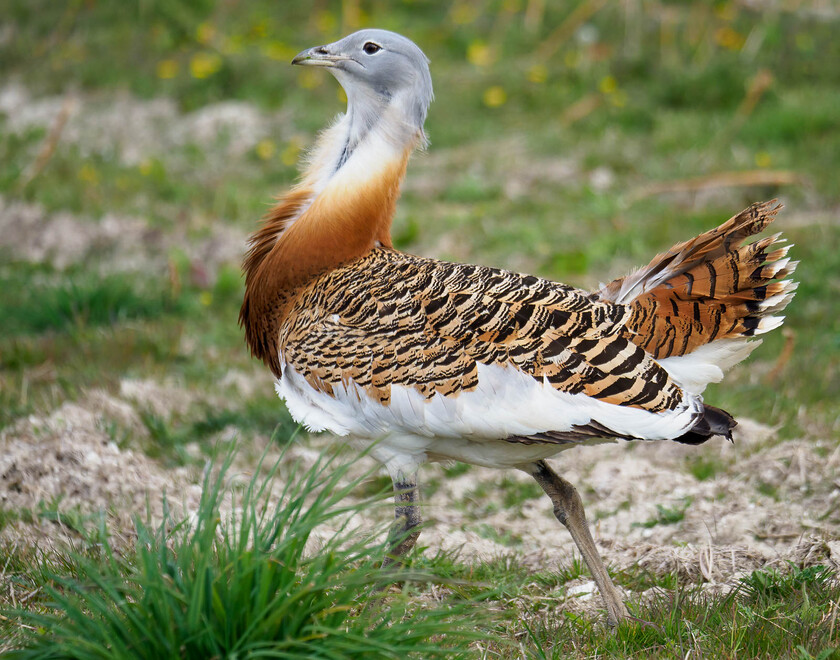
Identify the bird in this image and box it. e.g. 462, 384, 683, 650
240, 29, 798, 625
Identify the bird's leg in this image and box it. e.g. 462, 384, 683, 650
382, 469, 421, 568
522, 459, 629, 626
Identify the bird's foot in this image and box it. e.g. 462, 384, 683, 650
605, 599, 631, 627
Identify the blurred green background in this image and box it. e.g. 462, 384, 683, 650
1, 0, 839, 457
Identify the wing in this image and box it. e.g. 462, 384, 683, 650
279, 248, 699, 442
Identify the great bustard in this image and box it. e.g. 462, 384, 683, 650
240, 29, 797, 624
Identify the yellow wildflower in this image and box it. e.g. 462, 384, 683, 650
755, 152, 772, 168
483, 86, 507, 108
156, 59, 178, 80
527, 64, 548, 84
467, 40, 495, 67
78, 164, 99, 185
256, 139, 276, 161
190, 52, 222, 79
598, 75, 618, 95
715, 27, 744, 51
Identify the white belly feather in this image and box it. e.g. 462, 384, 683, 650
277, 360, 700, 470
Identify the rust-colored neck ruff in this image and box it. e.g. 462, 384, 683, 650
241, 146, 412, 376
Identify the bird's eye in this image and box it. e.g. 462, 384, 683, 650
363, 42, 382, 55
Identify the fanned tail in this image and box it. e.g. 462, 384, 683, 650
596, 200, 798, 395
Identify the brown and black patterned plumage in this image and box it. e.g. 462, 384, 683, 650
241, 29, 798, 625
282, 248, 681, 411
602, 200, 796, 359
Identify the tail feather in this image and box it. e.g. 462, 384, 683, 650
597, 200, 797, 361
595, 200, 797, 394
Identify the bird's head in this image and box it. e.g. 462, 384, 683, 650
293, 29, 433, 137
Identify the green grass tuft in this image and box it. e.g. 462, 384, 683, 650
0, 262, 189, 337
686, 456, 724, 482
632, 498, 693, 529
3, 449, 488, 658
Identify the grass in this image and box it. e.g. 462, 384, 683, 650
632, 498, 694, 530
525, 565, 840, 659
1, 0, 840, 657
687, 456, 725, 482
139, 396, 297, 465
404, 550, 840, 658
1, 449, 487, 658
0, 262, 191, 337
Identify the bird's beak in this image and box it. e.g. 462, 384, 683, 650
291, 46, 350, 68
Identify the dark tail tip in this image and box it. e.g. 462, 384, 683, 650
674, 404, 737, 445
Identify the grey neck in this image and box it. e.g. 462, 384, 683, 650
337, 87, 388, 170
332, 76, 428, 173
